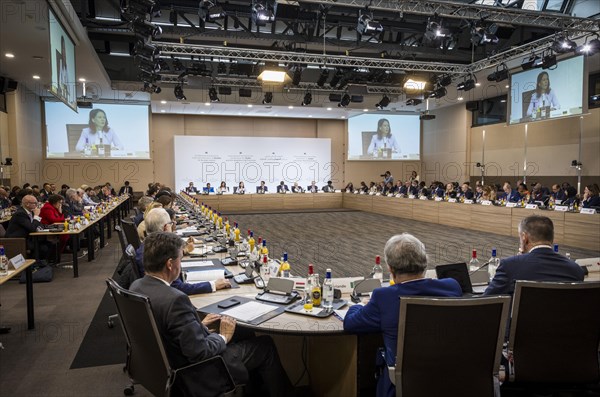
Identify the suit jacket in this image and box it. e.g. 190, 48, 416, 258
291, 186, 304, 193
185, 187, 199, 194
322, 185, 335, 192
307, 185, 319, 193
505, 189, 521, 203
129, 276, 236, 395
6, 207, 43, 248
484, 247, 585, 295
344, 278, 462, 397
276, 185, 289, 193
119, 186, 133, 195
582, 195, 600, 208
256, 186, 268, 194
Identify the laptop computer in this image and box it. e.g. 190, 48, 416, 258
435, 263, 487, 295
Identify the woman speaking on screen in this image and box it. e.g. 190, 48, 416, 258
75, 109, 124, 152
526, 71, 560, 118
367, 118, 400, 156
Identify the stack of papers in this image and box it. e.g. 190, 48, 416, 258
181, 260, 215, 269
221, 301, 279, 322
185, 269, 224, 282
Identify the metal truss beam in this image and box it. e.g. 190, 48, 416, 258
283, 0, 599, 32
155, 42, 471, 74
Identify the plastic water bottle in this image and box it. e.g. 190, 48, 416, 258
304, 264, 315, 310
322, 268, 334, 311
372, 255, 383, 284
488, 248, 500, 282
280, 252, 290, 277
469, 249, 480, 272
98, 137, 105, 156
0, 245, 8, 276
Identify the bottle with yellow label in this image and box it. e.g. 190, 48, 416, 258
280, 252, 290, 277
217, 213, 223, 229
311, 272, 322, 306
304, 264, 315, 310
248, 231, 255, 253
234, 222, 240, 243
261, 239, 269, 257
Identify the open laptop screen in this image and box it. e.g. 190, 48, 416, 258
435, 263, 473, 294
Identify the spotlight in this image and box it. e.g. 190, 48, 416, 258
301, 92, 312, 106
262, 92, 273, 104
357, 10, 383, 36
206, 4, 225, 22
217, 62, 227, 74
291, 67, 302, 86
174, 85, 186, 101
338, 94, 350, 108
437, 74, 452, 87
134, 41, 159, 61
329, 69, 342, 88
424, 17, 449, 41
172, 58, 185, 72
427, 86, 447, 99
471, 22, 498, 46
575, 37, 600, 56
209, 87, 220, 102
552, 35, 577, 53
487, 64, 509, 82
251, 0, 276, 26
405, 98, 422, 106
521, 53, 541, 70
143, 82, 161, 94
375, 95, 390, 110
541, 51, 557, 70
420, 112, 436, 121
316, 69, 330, 87
457, 77, 476, 91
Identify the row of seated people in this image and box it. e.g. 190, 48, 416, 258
184, 180, 337, 194
2, 181, 130, 263
343, 179, 600, 208
123, 185, 589, 397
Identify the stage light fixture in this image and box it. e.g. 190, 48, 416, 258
375, 95, 390, 110
487, 64, 509, 82
552, 34, 577, 53
301, 92, 312, 106
338, 94, 350, 108
209, 87, 220, 102
316, 69, 330, 87
427, 86, 446, 99
174, 85, 186, 100
457, 76, 476, 91
262, 92, 273, 104
575, 36, 600, 56
329, 69, 343, 88
424, 17, 449, 42
541, 51, 557, 70
357, 10, 383, 36
521, 53, 541, 70
251, 0, 276, 26
405, 98, 422, 106
291, 67, 302, 86
132, 19, 162, 39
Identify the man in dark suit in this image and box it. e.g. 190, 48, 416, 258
485, 215, 585, 296
459, 182, 474, 200
40, 183, 52, 202
6, 194, 52, 260
307, 181, 318, 193
256, 181, 268, 194
118, 181, 133, 196
344, 233, 462, 397
551, 184, 567, 202
502, 181, 521, 203
276, 181, 289, 193
184, 181, 198, 194
322, 180, 335, 192
130, 232, 293, 396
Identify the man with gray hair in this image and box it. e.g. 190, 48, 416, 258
344, 233, 461, 397
135, 207, 231, 295
133, 196, 153, 226
485, 215, 584, 295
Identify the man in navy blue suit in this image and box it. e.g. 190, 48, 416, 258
502, 181, 521, 203
344, 233, 462, 397
485, 215, 585, 296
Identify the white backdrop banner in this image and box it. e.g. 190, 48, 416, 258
174, 136, 332, 192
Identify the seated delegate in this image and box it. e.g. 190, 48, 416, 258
344, 233, 461, 397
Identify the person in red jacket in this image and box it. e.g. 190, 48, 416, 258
39, 194, 70, 255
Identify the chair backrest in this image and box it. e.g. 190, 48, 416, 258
396, 296, 510, 397
121, 219, 141, 250
509, 281, 600, 384
125, 244, 141, 280
105, 278, 173, 396
115, 224, 128, 255
0, 237, 27, 258
66, 124, 88, 152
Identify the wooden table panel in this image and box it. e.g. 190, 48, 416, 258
313, 193, 343, 209
411, 199, 439, 224
283, 193, 313, 209
470, 205, 512, 236
438, 202, 471, 229
217, 194, 253, 212
371, 195, 407, 217
251, 194, 285, 210
564, 213, 600, 251
193, 195, 221, 211
342, 193, 373, 212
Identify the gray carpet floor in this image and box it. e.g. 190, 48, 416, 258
0, 210, 597, 396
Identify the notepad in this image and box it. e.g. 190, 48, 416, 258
185, 269, 224, 282
188, 247, 210, 255
221, 301, 278, 322
181, 260, 215, 269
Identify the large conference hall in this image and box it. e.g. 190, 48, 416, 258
0, 0, 599, 396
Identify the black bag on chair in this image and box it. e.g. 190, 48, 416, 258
19, 261, 53, 283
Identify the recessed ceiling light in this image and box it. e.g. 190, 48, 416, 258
341, 116, 346, 119
457, 96, 464, 101
5, 53, 14, 58
505, 84, 509, 88
308, 115, 313, 117
475, 82, 481, 87
160, 100, 167, 104
247, 104, 253, 108
78, 78, 86, 82
200, 111, 205, 114
32, 75, 40, 80
238, 112, 242, 115
327, 107, 332, 111
204, 102, 210, 106
288, 106, 294, 109
363, 109, 368, 112
160, 110, 165, 113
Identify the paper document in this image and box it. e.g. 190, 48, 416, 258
221, 301, 278, 322
181, 260, 215, 269
188, 247, 210, 255
333, 309, 348, 321
175, 227, 199, 236
185, 269, 224, 282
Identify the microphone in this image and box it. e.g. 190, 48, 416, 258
468, 260, 492, 275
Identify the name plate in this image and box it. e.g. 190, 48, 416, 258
408, 195, 416, 199
448, 198, 457, 203
580, 208, 597, 214
389, 194, 395, 198
525, 204, 538, 209
481, 200, 492, 206
554, 205, 569, 212
434, 196, 443, 202
369, 192, 375, 196
506, 202, 518, 208
375, 193, 381, 196
353, 190, 359, 194
9, 254, 26, 270
332, 277, 365, 293
395, 193, 403, 198
464, 199, 474, 204
419, 196, 428, 200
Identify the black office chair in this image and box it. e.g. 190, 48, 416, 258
106, 278, 236, 397
108, 241, 141, 328
506, 281, 600, 391
120, 219, 141, 250
389, 296, 510, 397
